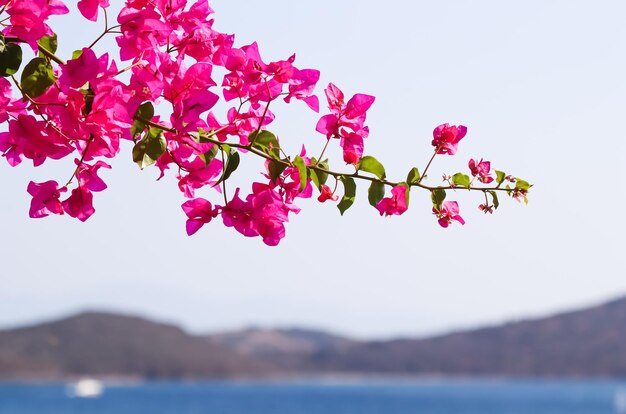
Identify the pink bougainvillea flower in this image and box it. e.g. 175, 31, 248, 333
340, 131, 366, 165
248, 186, 293, 246
285, 69, 320, 112
261, 146, 312, 203
77, 0, 110, 22
75, 159, 111, 192
221, 185, 299, 246
376, 185, 409, 217
181, 198, 219, 236
0, 114, 74, 167
0, 78, 13, 124
317, 185, 338, 203
469, 158, 494, 184
2, 0, 69, 50
221, 188, 257, 239
177, 158, 223, 198
27, 180, 66, 218
315, 83, 374, 165
433, 201, 465, 228
511, 188, 529, 204
62, 186, 95, 222
116, 7, 173, 61
432, 123, 467, 155
316, 83, 375, 139
479, 203, 494, 214
59, 48, 100, 89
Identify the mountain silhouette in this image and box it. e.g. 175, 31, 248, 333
2, 296, 626, 379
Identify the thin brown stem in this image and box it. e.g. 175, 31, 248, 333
418, 148, 440, 184
248, 78, 273, 147
220, 148, 228, 205
38, 44, 65, 65
66, 134, 95, 186
140, 117, 518, 196
316, 137, 332, 165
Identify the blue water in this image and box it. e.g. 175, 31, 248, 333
1, 380, 626, 414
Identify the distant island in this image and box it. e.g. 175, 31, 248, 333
2, 296, 626, 380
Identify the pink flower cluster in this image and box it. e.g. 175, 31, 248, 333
0, 0, 328, 244
0, 0, 523, 245
376, 185, 408, 217
469, 158, 494, 184
1, 0, 69, 50
432, 123, 467, 155
26, 159, 109, 221
433, 201, 465, 228
316, 83, 375, 165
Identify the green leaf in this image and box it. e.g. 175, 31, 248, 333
309, 159, 329, 191
337, 176, 356, 215
72, 49, 83, 60
132, 128, 166, 169
250, 130, 280, 159
214, 148, 240, 187
199, 144, 219, 167
495, 170, 506, 185
37, 34, 58, 57
401, 182, 411, 208
81, 86, 95, 116
197, 129, 218, 143
130, 102, 155, 139
20, 57, 56, 98
515, 178, 531, 190
452, 173, 471, 189
293, 155, 308, 192
488, 190, 500, 209
368, 181, 385, 208
431, 188, 447, 210
357, 155, 386, 179
0, 41, 22, 77
268, 159, 288, 184
406, 167, 421, 184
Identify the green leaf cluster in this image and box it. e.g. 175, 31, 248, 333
406, 167, 421, 184
310, 158, 329, 191
0, 35, 22, 77
131, 102, 155, 139
452, 173, 471, 189
37, 35, 58, 57
357, 156, 386, 179
487, 190, 500, 209
250, 130, 280, 159
132, 127, 166, 169
20, 57, 56, 98
368, 181, 385, 207
515, 178, 532, 190
431, 188, 446, 210
495, 170, 506, 185
214, 145, 240, 187
293, 156, 308, 192
337, 176, 356, 215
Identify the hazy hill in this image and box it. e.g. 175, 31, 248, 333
3, 296, 626, 379
205, 327, 356, 371
0, 312, 267, 380
305, 296, 626, 376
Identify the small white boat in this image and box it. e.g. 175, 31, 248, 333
67, 378, 104, 398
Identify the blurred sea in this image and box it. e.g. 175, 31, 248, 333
2, 380, 626, 414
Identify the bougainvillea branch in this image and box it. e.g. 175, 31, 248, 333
0, 0, 531, 246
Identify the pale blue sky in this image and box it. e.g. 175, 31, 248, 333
1, 1, 625, 338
